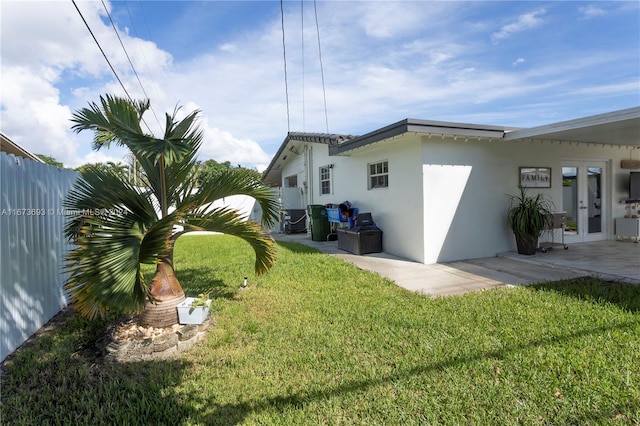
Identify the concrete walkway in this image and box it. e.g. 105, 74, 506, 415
272, 233, 639, 297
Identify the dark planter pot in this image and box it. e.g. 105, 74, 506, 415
514, 233, 538, 255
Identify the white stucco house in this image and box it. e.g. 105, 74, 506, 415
263, 107, 640, 264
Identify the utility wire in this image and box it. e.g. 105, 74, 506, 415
301, 0, 305, 131
280, 0, 291, 132
71, 0, 133, 102
126, 1, 172, 120
313, 0, 329, 133
101, 0, 162, 129
71, 0, 154, 134
124, 1, 167, 117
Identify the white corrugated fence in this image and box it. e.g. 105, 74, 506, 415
1, 152, 79, 361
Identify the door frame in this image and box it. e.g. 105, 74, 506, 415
561, 159, 610, 244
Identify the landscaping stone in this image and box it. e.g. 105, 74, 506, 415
100, 315, 213, 362
152, 333, 179, 352
177, 325, 199, 341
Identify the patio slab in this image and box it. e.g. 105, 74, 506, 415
272, 233, 640, 297
498, 240, 640, 284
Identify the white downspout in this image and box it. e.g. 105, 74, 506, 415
306, 144, 314, 206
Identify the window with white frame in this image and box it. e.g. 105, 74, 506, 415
319, 165, 331, 195
368, 160, 388, 189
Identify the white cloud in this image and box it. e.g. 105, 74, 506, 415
2, 0, 542, 166
219, 43, 237, 53
0, 0, 637, 173
0, 1, 172, 167
569, 81, 639, 97
0, 65, 78, 163
72, 151, 128, 169
492, 9, 546, 42
200, 127, 272, 172
353, 2, 435, 39
579, 5, 607, 19
189, 106, 272, 171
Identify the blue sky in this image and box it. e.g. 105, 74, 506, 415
1, 1, 638, 170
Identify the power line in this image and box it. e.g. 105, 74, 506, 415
101, 0, 162, 129
313, 0, 329, 133
280, 0, 291, 132
124, 1, 169, 110
301, 0, 305, 131
71, 0, 155, 135
71, 0, 134, 102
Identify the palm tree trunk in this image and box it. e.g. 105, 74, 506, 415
140, 244, 185, 327
140, 155, 184, 328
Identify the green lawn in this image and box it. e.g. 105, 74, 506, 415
2, 234, 639, 425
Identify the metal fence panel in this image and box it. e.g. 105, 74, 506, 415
1, 152, 79, 361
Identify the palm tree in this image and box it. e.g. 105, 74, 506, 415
75, 161, 131, 182
64, 95, 278, 327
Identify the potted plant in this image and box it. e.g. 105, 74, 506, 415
177, 293, 211, 325
507, 187, 554, 255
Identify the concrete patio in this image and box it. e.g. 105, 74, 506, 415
272, 232, 639, 297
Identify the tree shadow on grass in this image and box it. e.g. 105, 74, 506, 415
182, 319, 639, 425
176, 268, 235, 300
7, 319, 635, 425
1, 309, 193, 425
528, 276, 640, 313
276, 240, 324, 254
4, 295, 638, 424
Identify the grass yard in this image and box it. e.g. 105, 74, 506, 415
1, 234, 639, 425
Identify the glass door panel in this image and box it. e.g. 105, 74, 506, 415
587, 167, 602, 234
562, 167, 578, 235
562, 161, 607, 243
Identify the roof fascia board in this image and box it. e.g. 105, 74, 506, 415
262, 132, 350, 184
407, 123, 507, 139
262, 134, 298, 184
329, 119, 410, 155
330, 119, 511, 155
504, 107, 640, 141
0, 132, 44, 162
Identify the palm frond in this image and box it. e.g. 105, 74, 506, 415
65, 229, 149, 319
131, 106, 201, 168
64, 165, 158, 240
63, 166, 161, 318
66, 94, 280, 322
138, 212, 181, 264
186, 168, 280, 228
181, 207, 277, 275
70, 94, 149, 151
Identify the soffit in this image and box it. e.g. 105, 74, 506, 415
262, 132, 354, 186
504, 107, 640, 147
330, 119, 510, 156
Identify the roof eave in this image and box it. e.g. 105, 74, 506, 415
504, 106, 640, 145
0, 132, 45, 162
330, 119, 513, 155
261, 132, 356, 186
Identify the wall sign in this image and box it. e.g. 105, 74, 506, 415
519, 167, 551, 188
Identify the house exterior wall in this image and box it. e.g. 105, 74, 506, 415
422, 137, 527, 262
279, 148, 306, 209
292, 136, 425, 262
276, 133, 637, 265
1, 152, 79, 361
421, 136, 635, 263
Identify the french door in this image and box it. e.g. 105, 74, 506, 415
561, 161, 608, 243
